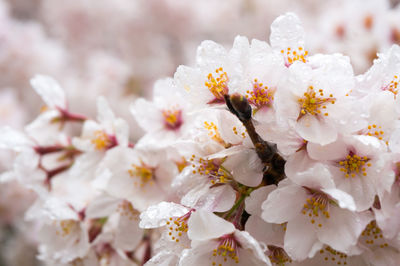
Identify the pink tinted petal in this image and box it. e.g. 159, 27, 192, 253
245, 185, 276, 216
296, 115, 337, 145
284, 216, 320, 260
223, 148, 264, 187
181, 184, 236, 212
115, 212, 143, 250
261, 184, 307, 224
285, 150, 316, 178
335, 174, 376, 211
321, 188, 356, 211
317, 209, 373, 253
288, 163, 334, 189
187, 209, 235, 241
307, 138, 348, 161
234, 230, 271, 265
245, 215, 284, 247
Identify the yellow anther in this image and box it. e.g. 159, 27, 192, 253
281, 46, 308, 66
162, 109, 182, 130
339, 153, 370, 178
204, 121, 224, 145
91, 130, 111, 150
205, 68, 229, 102
128, 163, 154, 187
297, 86, 335, 119
55, 220, 76, 237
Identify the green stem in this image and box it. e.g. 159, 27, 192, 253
224, 188, 254, 219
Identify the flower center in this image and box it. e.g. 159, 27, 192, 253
318, 246, 348, 265
205, 67, 229, 104
383, 75, 399, 97
166, 211, 192, 243
190, 155, 232, 185
175, 157, 188, 173
55, 220, 78, 237
245, 79, 275, 110
297, 86, 335, 120
91, 130, 112, 150
267, 245, 292, 265
365, 124, 386, 143
338, 153, 371, 178
162, 108, 183, 130
302, 191, 331, 227
280, 46, 308, 66
204, 121, 225, 145
361, 221, 388, 248
212, 234, 240, 265
127, 163, 154, 187
117, 200, 139, 220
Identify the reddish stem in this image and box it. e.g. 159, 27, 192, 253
34, 145, 65, 155
141, 235, 152, 266
57, 108, 87, 123
47, 163, 73, 180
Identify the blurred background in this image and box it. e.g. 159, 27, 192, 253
0, 0, 399, 265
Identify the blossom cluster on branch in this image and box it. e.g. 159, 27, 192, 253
2, 13, 400, 266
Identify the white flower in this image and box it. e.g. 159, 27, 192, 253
181, 209, 271, 266
36, 198, 90, 263
307, 135, 394, 211
261, 166, 372, 260
270, 13, 307, 67
100, 146, 178, 212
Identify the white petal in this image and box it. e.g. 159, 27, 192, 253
139, 202, 189, 229
296, 115, 337, 145
196, 40, 227, 67
115, 212, 143, 250
285, 149, 315, 177
130, 98, 163, 133
42, 197, 79, 220
389, 128, 400, 152
245, 215, 284, 247
284, 216, 320, 260
181, 184, 236, 212
187, 209, 235, 241
234, 230, 271, 266
222, 148, 264, 187
307, 138, 348, 161
270, 13, 305, 51
321, 188, 356, 211
145, 251, 179, 266
0, 126, 34, 151
30, 75, 66, 109
245, 185, 276, 216
317, 208, 373, 253
288, 163, 335, 189
114, 118, 129, 147
96, 96, 115, 124
261, 183, 307, 224
0, 171, 15, 183
85, 195, 120, 218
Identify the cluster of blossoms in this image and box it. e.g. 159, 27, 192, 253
3, 12, 400, 266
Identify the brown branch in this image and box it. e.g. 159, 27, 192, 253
224, 93, 285, 185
